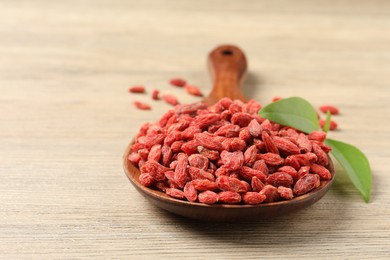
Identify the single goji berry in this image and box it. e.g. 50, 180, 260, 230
134, 101, 151, 110
260, 185, 280, 203
169, 78, 186, 87
152, 89, 159, 100
319, 104, 339, 115
183, 182, 197, 202
293, 174, 320, 196
277, 186, 293, 200
319, 119, 338, 130
166, 188, 186, 199
185, 85, 204, 97
162, 94, 179, 106
242, 192, 266, 205
267, 171, 294, 188
129, 85, 145, 93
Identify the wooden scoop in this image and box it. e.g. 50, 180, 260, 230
202, 45, 248, 105
123, 45, 335, 221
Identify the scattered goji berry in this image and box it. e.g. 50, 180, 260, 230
320, 104, 339, 115
319, 119, 338, 130
185, 85, 204, 97
152, 89, 159, 100
134, 101, 151, 110
162, 94, 179, 106
169, 78, 187, 87
129, 85, 145, 93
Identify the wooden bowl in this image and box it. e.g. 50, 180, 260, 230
123, 142, 335, 221
123, 45, 335, 221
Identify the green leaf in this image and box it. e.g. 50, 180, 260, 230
259, 97, 319, 133
325, 138, 372, 202
323, 110, 331, 133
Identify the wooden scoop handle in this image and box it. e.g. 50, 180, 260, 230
203, 45, 248, 105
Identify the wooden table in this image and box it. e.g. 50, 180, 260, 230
1, 0, 389, 259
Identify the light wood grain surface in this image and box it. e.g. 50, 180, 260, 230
1, 0, 390, 259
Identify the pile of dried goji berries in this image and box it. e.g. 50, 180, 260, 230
128, 97, 333, 205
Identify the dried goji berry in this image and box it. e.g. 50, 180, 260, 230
257, 153, 284, 166
140, 160, 169, 182
231, 112, 253, 127
251, 176, 265, 192
194, 132, 224, 151
166, 188, 186, 199
310, 163, 332, 180
129, 85, 145, 93
260, 185, 280, 203
170, 140, 185, 153
191, 179, 218, 191
239, 127, 252, 143
262, 131, 279, 154
277, 186, 293, 200
185, 85, 204, 97
134, 101, 151, 110
193, 113, 220, 129
266, 172, 294, 188
273, 136, 300, 155
293, 174, 320, 196
139, 173, 154, 187
162, 94, 179, 106
242, 99, 262, 114
278, 165, 299, 182
181, 139, 201, 155
128, 152, 141, 165
183, 182, 197, 202
197, 146, 220, 161
222, 138, 246, 151
319, 119, 338, 130
220, 150, 244, 170
244, 145, 257, 166
242, 192, 266, 205
214, 124, 240, 138
174, 153, 190, 188
320, 104, 339, 115
169, 78, 186, 87
252, 160, 269, 176
160, 145, 172, 167
312, 143, 329, 166
248, 119, 262, 137
239, 166, 267, 183
308, 131, 327, 142
188, 154, 209, 171
152, 89, 159, 100
147, 144, 162, 162
218, 191, 241, 204
198, 190, 219, 204
216, 175, 248, 193
297, 166, 310, 178
297, 133, 313, 153
188, 166, 215, 181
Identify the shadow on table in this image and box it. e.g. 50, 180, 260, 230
158, 196, 347, 246
241, 72, 264, 100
